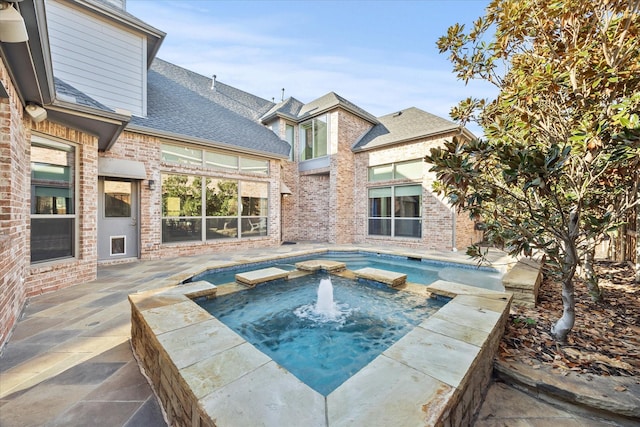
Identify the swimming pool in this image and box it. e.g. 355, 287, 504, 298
191, 251, 504, 291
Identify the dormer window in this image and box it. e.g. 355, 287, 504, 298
300, 115, 328, 161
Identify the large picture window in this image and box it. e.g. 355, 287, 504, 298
162, 174, 268, 243
300, 115, 328, 161
368, 185, 422, 238
30, 139, 76, 263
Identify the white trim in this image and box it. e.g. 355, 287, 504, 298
110, 235, 127, 256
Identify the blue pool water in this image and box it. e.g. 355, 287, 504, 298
193, 251, 504, 291
197, 274, 445, 396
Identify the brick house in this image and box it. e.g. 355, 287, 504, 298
0, 0, 481, 347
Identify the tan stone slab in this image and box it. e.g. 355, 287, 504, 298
199, 361, 325, 427
420, 317, 490, 347
158, 318, 245, 370
139, 300, 212, 335
452, 294, 512, 313
383, 326, 480, 388
502, 258, 542, 290
234, 267, 289, 286
156, 280, 217, 299
181, 342, 270, 399
128, 293, 187, 312
427, 279, 511, 300
328, 355, 454, 426
353, 267, 407, 287
432, 299, 503, 334
295, 259, 346, 272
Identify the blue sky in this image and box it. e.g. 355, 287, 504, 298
127, 0, 495, 135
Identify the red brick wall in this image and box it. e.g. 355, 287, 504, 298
26, 122, 100, 296
0, 61, 101, 347
0, 62, 29, 347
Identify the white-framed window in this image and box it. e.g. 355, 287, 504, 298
368, 159, 423, 182
368, 185, 422, 238
161, 143, 269, 175
30, 137, 77, 263
285, 123, 295, 161
161, 173, 269, 243
300, 115, 328, 161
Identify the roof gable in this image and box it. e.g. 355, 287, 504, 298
353, 107, 462, 151
298, 92, 379, 124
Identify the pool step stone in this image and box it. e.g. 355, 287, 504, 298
235, 267, 289, 287
353, 267, 407, 288
295, 260, 346, 272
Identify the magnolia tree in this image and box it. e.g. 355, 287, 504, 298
426, 0, 640, 342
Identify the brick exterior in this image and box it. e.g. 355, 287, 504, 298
353, 132, 482, 251
0, 61, 29, 346
0, 61, 99, 347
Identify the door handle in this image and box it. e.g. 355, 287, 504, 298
131, 217, 137, 227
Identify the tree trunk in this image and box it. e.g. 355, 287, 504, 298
551, 249, 577, 343
583, 246, 603, 302
552, 210, 580, 343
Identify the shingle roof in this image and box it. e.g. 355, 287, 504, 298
54, 78, 114, 112
298, 92, 379, 124
352, 107, 460, 151
129, 59, 290, 158
260, 97, 305, 122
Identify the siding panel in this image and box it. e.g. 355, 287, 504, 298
46, 0, 146, 116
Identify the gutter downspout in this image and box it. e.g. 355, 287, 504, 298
451, 207, 457, 252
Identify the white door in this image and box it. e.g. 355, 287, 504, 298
98, 178, 139, 260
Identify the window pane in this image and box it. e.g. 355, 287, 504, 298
31, 141, 75, 263
394, 185, 421, 218
395, 219, 421, 237
285, 124, 294, 143
314, 116, 328, 157
368, 187, 391, 218
395, 160, 423, 180
31, 145, 75, 215
241, 217, 267, 237
286, 124, 295, 160
240, 158, 269, 175
162, 218, 202, 243
31, 218, 74, 262
205, 151, 238, 171
368, 218, 391, 236
206, 218, 238, 239
206, 179, 237, 216
368, 164, 393, 182
241, 181, 268, 217
395, 185, 422, 197
104, 180, 131, 217
161, 144, 203, 165
301, 121, 313, 160
162, 174, 202, 217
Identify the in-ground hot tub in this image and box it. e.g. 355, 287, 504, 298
129, 252, 512, 426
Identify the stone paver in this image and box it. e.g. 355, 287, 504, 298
0, 244, 630, 426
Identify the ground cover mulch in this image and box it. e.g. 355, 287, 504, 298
499, 261, 639, 382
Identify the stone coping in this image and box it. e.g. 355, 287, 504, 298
501, 258, 543, 307
129, 262, 513, 426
